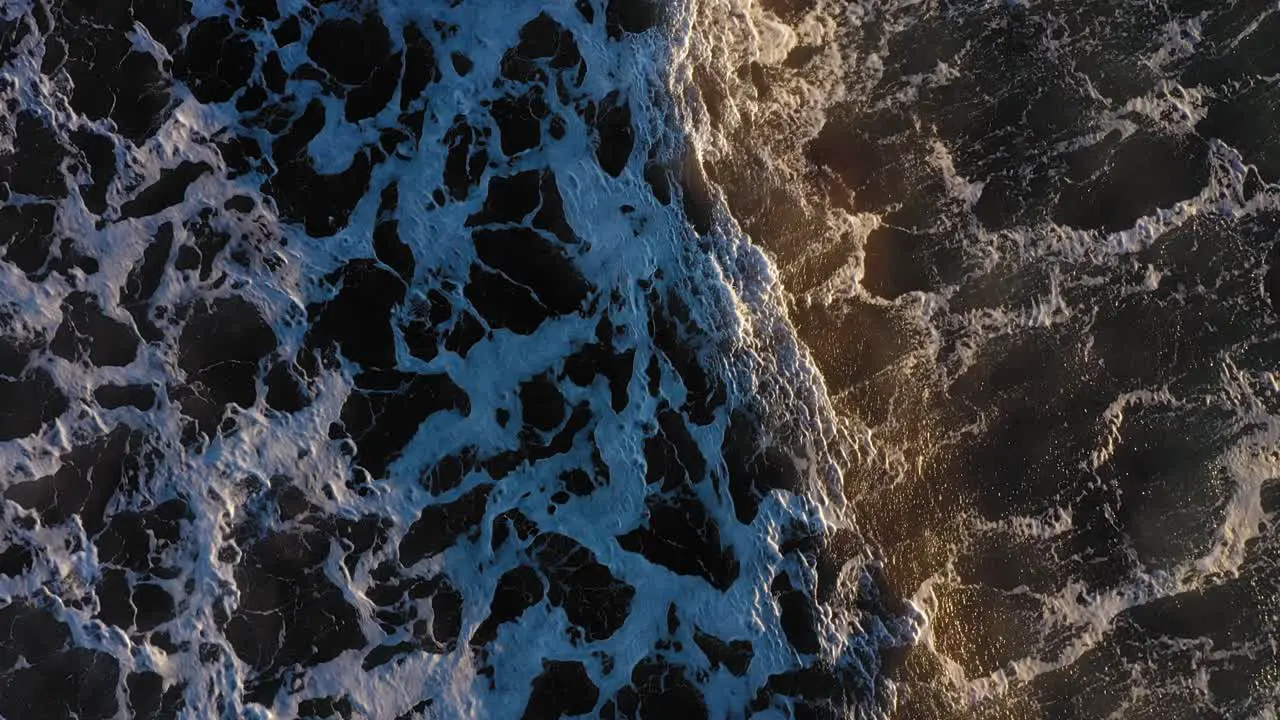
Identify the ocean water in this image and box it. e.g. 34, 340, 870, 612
0, 0, 912, 718
1, 0, 1277, 718
680, 0, 1280, 717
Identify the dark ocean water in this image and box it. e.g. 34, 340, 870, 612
688, 0, 1280, 717
1, 0, 1278, 718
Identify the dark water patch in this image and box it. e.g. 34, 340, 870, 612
473, 227, 592, 315
860, 224, 964, 299
269, 15, 300, 46
175, 17, 255, 104
263, 98, 376, 237
532, 532, 635, 642
95, 497, 192, 575
466, 264, 554, 335
603, 657, 708, 720
560, 467, 597, 497
788, 300, 913, 426
120, 221, 172, 339
563, 316, 634, 412
96, 568, 176, 633
443, 116, 489, 201
647, 288, 723, 424
0, 13, 28, 65
178, 296, 277, 415
1268, 239, 1280, 316
522, 660, 600, 720
472, 564, 545, 647
44, 10, 174, 142
1, 111, 66, 198
930, 582, 1044, 679
519, 373, 567, 432
5, 426, 145, 534
0, 201, 58, 275
1182, 9, 1280, 88
0, 368, 67, 440
752, 663, 868, 720
451, 52, 473, 76
307, 260, 405, 370
720, 408, 803, 525
297, 695, 355, 720
126, 670, 186, 720
52, 291, 139, 367
1053, 134, 1209, 232
501, 12, 583, 86
308, 16, 391, 86
95, 383, 157, 410
605, 0, 661, 40
264, 361, 308, 413
400, 23, 441, 110
262, 52, 286, 93
0, 320, 37, 377
423, 579, 463, 650
694, 629, 753, 676
402, 290, 452, 364
444, 308, 486, 356
0, 543, 34, 577
946, 330, 1111, 521
644, 160, 673, 205
338, 369, 469, 480
618, 485, 739, 590
374, 220, 415, 283
492, 89, 550, 157
121, 162, 210, 220
225, 521, 370, 701
224, 194, 255, 213
643, 407, 705, 489
1098, 404, 1238, 569
1198, 84, 1280, 182
363, 641, 418, 670
771, 573, 820, 655
468, 171, 541, 226
593, 91, 635, 177
0, 603, 120, 720
399, 484, 493, 566
804, 112, 911, 215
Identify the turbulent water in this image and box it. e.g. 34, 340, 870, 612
1, 0, 1279, 718
0, 0, 913, 718
680, 0, 1280, 717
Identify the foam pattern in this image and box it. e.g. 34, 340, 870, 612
0, 0, 911, 718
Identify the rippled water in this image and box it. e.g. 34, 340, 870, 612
684, 0, 1280, 716
2, 0, 1278, 718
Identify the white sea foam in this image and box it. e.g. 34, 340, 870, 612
0, 0, 916, 717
